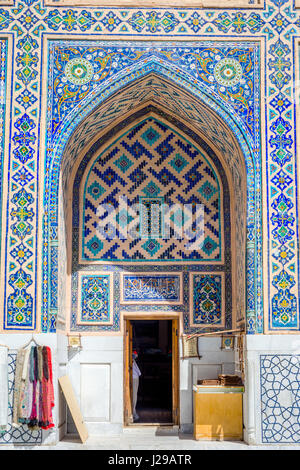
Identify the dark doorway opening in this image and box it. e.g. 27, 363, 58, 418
131, 320, 173, 424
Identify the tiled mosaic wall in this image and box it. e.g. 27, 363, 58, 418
81, 118, 223, 263
71, 117, 232, 333
260, 355, 300, 443
50, 44, 256, 333
0, 0, 299, 335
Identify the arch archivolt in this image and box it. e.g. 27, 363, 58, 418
42, 67, 261, 334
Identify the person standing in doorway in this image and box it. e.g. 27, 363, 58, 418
132, 350, 141, 422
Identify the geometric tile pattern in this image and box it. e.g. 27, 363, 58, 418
260, 355, 300, 443
0, 0, 298, 447
82, 118, 221, 262
71, 111, 232, 334
50, 43, 256, 138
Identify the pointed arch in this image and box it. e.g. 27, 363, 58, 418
41, 65, 262, 334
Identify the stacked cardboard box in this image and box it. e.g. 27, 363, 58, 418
197, 379, 220, 385
218, 375, 243, 386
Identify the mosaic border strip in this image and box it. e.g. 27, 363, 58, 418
0, 39, 8, 263
43, 0, 262, 8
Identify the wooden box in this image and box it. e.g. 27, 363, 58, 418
193, 385, 244, 441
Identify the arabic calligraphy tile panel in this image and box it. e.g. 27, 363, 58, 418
120, 273, 183, 304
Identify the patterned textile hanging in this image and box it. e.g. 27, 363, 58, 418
12, 348, 26, 427
41, 346, 54, 430
19, 347, 32, 425
13, 344, 55, 430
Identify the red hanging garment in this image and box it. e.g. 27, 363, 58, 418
41, 346, 54, 430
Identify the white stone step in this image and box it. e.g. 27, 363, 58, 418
123, 425, 179, 436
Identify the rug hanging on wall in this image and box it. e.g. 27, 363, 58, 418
181, 336, 200, 359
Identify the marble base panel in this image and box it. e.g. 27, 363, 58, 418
244, 334, 300, 445
1, 333, 300, 445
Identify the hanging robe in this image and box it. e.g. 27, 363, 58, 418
18, 347, 32, 425
41, 346, 55, 430
12, 348, 26, 427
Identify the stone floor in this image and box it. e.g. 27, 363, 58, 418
1, 428, 300, 450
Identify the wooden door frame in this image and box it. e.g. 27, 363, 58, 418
124, 319, 133, 426
123, 313, 180, 427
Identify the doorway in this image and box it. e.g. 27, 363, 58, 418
124, 317, 179, 426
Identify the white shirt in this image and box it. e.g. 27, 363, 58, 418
132, 359, 141, 379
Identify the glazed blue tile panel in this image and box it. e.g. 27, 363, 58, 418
50, 43, 257, 140
192, 273, 223, 325
6, 269, 34, 328
82, 117, 222, 262
260, 355, 300, 443
3, 0, 298, 335
45, 42, 255, 334
80, 274, 111, 323
271, 271, 297, 329
50, 246, 58, 309
0, 39, 7, 261
72, 110, 232, 333
123, 274, 181, 302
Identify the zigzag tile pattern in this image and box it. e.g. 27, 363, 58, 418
82, 118, 221, 262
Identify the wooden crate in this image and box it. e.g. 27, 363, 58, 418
193, 386, 244, 441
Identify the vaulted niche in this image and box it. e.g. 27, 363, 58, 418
63, 107, 240, 334
80, 116, 224, 264
55, 75, 248, 335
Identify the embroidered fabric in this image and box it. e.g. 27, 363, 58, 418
13, 345, 55, 430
